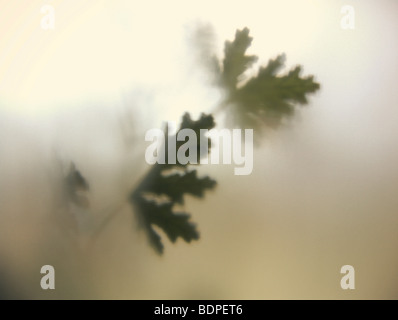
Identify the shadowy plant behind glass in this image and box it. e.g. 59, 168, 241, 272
57, 27, 320, 254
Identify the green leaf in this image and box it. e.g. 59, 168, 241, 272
218, 28, 320, 134
173, 112, 216, 166
221, 27, 258, 89
130, 113, 217, 254
148, 170, 216, 204
133, 198, 199, 254
65, 162, 90, 208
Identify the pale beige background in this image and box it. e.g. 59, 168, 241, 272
0, 0, 398, 299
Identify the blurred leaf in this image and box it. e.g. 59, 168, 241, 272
133, 198, 200, 254
216, 28, 320, 134
55, 162, 90, 234
149, 170, 216, 204
130, 113, 217, 254
190, 23, 221, 80
221, 27, 258, 89
65, 162, 90, 208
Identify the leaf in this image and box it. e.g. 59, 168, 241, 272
149, 170, 216, 204
189, 23, 221, 81
173, 112, 216, 166
55, 162, 90, 234
221, 27, 258, 89
217, 28, 320, 134
130, 113, 217, 254
133, 198, 199, 254
65, 163, 90, 208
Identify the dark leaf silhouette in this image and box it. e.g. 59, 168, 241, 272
221, 27, 258, 89
130, 113, 217, 254
148, 170, 216, 204
132, 198, 200, 254
215, 28, 320, 133
54, 162, 90, 234
65, 162, 90, 208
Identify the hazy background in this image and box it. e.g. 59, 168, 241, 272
1, 0, 398, 299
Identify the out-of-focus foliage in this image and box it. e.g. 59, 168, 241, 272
64, 163, 90, 209
209, 28, 320, 134
53, 163, 90, 234
51, 28, 319, 255
130, 113, 217, 254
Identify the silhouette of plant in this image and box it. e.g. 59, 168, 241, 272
130, 113, 216, 254
57, 27, 320, 254
213, 28, 320, 135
